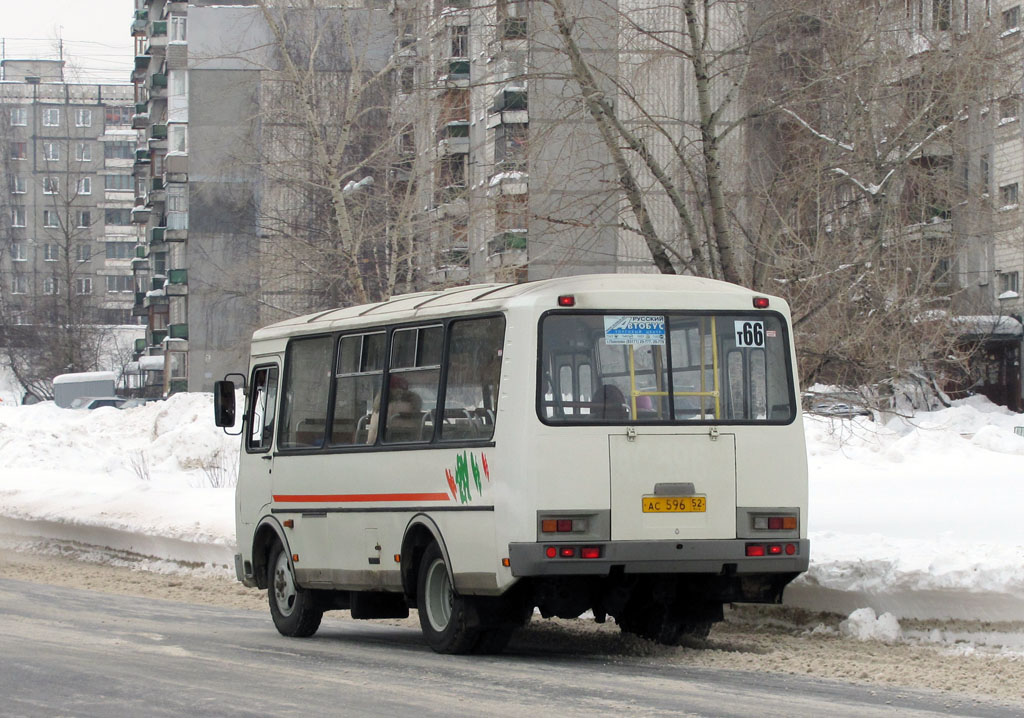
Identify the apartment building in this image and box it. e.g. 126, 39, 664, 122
0, 59, 138, 333
130, 0, 395, 393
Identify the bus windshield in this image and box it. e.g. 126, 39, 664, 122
539, 312, 795, 424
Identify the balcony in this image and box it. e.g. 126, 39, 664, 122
150, 124, 168, 140
131, 17, 148, 37
151, 328, 167, 344
134, 54, 151, 72
135, 148, 151, 163
438, 121, 470, 154
439, 60, 470, 88
131, 205, 151, 224
152, 226, 166, 243
149, 73, 167, 94
489, 230, 528, 255
492, 86, 527, 112
168, 323, 189, 340
133, 337, 147, 353
135, 245, 148, 260
165, 151, 188, 182
131, 112, 149, 130
151, 20, 167, 36
166, 269, 188, 296
499, 16, 528, 40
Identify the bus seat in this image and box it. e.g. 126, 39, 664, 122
598, 384, 628, 421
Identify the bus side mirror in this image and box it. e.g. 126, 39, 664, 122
214, 380, 236, 428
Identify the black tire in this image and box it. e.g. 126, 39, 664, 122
267, 542, 323, 638
416, 542, 480, 654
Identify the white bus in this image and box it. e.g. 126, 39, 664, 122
215, 274, 808, 653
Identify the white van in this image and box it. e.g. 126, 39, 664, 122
216, 274, 808, 653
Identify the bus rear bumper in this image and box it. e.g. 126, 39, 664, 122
508, 538, 809, 577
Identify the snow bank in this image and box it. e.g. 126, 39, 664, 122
0, 391, 1022, 621
0, 394, 238, 559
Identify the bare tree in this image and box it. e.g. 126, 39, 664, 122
531, 0, 1013, 399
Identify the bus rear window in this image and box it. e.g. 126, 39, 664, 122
539, 312, 795, 424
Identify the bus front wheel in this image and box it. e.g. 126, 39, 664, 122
267, 542, 323, 638
417, 543, 480, 654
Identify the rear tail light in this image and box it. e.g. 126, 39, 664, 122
544, 545, 604, 560
541, 517, 588, 534
753, 515, 798, 531
746, 543, 798, 557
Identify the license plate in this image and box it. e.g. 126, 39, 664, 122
642, 496, 706, 513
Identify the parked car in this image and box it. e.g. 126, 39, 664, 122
808, 400, 873, 419
69, 396, 127, 410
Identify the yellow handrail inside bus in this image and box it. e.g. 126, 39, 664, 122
627, 316, 720, 420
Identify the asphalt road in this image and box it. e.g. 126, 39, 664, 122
0, 576, 1017, 718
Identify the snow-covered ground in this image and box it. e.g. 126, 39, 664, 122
0, 391, 1022, 648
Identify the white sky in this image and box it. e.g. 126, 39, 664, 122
2, 0, 136, 84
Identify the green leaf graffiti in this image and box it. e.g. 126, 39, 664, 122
470, 453, 482, 495
455, 451, 471, 504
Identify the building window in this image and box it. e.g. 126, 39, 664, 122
44, 142, 60, 161
1000, 182, 1019, 208
43, 176, 59, 194
106, 274, 133, 292
494, 123, 527, 170
104, 174, 133, 191
43, 244, 59, 261
980, 154, 991, 195
999, 97, 1019, 124
11, 275, 28, 295
10, 141, 27, 160
932, 0, 951, 29
77, 243, 92, 262
105, 242, 134, 260
451, 24, 469, 57
169, 124, 187, 153
76, 142, 92, 162
75, 277, 93, 295
399, 67, 415, 94
104, 142, 134, 160
1004, 5, 1020, 31
43, 210, 59, 227
105, 106, 132, 125
42, 108, 60, 127
104, 208, 132, 225
11, 206, 26, 227
78, 211, 92, 228
1001, 271, 1021, 294
75, 109, 92, 127
11, 242, 28, 262
170, 15, 187, 42
11, 176, 26, 194
10, 107, 27, 126
78, 177, 92, 195
43, 277, 59, 295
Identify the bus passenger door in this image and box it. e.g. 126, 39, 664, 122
237, 363, 279, 527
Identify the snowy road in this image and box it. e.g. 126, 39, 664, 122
2, 575, 1019, 718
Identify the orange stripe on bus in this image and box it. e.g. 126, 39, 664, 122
272, 493, 452, 503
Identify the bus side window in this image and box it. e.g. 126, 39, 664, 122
331, 332, 385, 446
278, 336, 333, 449
440, 316, 505, 441
247, 365, 278, 452
384, 325, 442, 444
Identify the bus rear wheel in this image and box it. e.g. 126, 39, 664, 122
267, 542, 323, 638
417, 543, 482, 654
